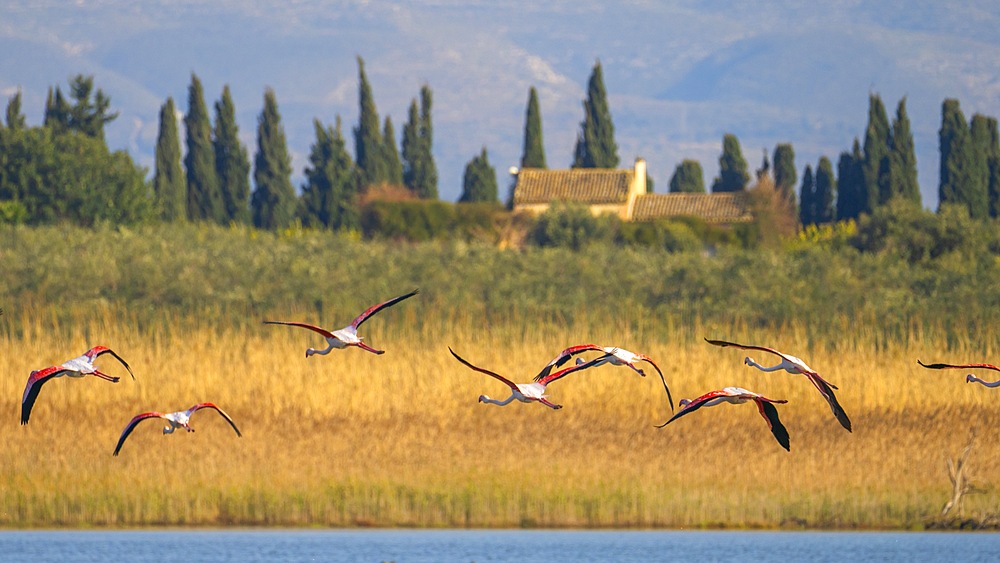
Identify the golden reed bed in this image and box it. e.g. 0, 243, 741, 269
2, 304, 998, 529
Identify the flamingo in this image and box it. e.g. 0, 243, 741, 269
21, 345, 136, 425
449, 347, 601, 409
113, 402, 242, 456
705, 338, 852, 432
533, 344, 674, 412
917, 360, 1000, 388
265, 289, 418, 356
655, 387, 790, 451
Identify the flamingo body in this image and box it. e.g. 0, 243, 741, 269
534, 344, 674, 412
705, 338, 851, 432
449, 347, 599, 409
266, 289, 418, 356
21, 346, 135, 425
657, 387, 790, 451
113, 402, 242, 456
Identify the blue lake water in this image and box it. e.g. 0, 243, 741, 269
1, 529, 998, 562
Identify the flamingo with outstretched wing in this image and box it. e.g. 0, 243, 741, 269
656, 387, 790, 451
266, 289, 418, 356
21, 346, 136, 425
113, 402, 242, 456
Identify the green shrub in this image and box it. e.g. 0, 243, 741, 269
529, 202, 616, 250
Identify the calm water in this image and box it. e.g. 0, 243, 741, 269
1, 529, 998, 562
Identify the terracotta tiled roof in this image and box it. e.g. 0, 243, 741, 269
631, 192, 753, 223
513, 168, 633, 205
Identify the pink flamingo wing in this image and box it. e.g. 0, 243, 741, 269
755, 400, 791, 451
87, 346, 136, 380
350, 289, 419, 329
20, 366, 71, 425
655, 389, 731, 428
704, 338, 793, 361
536, 355, 606, 386
917, 360, 1000, 372
264, 320, 336, 339
190, 403, 243, 437
448, 347, 518, 391
112, 412, 166, 456
533, 344, 603, 382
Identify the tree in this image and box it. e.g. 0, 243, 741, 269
668, 160, 705, 193
402, 85, 439, 199
889, 97, 920, 204
153, 97, 185, 221
571, 61, 619, 169
711, 133, 749, 192
300, 117, 358, 230
939, 99, 973, 214
986, 117, 1000, 219
213, 85, 251, 224
382, 116, 403, 186
459, 147, 498, 203
862, 93, 891, 212
968, 114, 991, 220
814, 156, 836, 224
772, 143, 797, 201
251, 88, 296, 230
520, 87, 547, 169
184, 73, 224, 222
799, 164, 815, 226
43, 87, 71, 134
836, 138, 865, 221
353, 57, 386, 189
5, 91, 26, 131
66, 75, 118, 140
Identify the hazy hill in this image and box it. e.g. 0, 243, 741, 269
2, 0, 999, 206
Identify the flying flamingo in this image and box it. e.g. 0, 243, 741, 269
113, 402, 242, 456
21, 345, 136, 425
917, 359, 1000, 388
449, 347, 601, 409
265, 289, 418, 356
533, 344, 674, 412
705, 338, 852, 432
655, 387, 790, 451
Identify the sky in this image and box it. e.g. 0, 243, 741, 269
2, 0, 1000, 206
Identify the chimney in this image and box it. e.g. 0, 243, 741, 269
634, 157, 647, 195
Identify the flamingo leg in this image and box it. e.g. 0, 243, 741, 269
538, 398, 563, 410
355, 341, 386, 355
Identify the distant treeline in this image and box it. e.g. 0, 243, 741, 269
1, 62, 998, 241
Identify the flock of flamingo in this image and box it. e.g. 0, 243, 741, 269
15, 294, 1000, 453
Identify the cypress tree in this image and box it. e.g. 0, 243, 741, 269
43, 87, 71, 134
459, 147, 498, 203
836, 139, 865, 221
521, 87, 547, 169
668, 160, 705, 193
572, 61, 619, 169
986, 117, 1000, 219
862, 93, 891, 211
353, 57, 386, 189
153, 97, 186, 222
382, 116, 403, 186
214, 85, 251, 224
301, 117, 358, 230
711, 133, 750, 192
402, 86, 438, 199
968, 114, 991, 219
184, 73, 224, 222
889, 97, 920, 204
814, 156, 836, 224
798, 164, 815, 226
5, 91, 26, 131
772, 143, 797, 201
251, 88, 296, 230
939, 99, 972, 212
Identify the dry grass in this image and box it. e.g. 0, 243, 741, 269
1, 303, 999, 529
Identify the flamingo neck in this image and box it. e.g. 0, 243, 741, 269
969, 375, 1000, 388
746, 358, 784, 372
480, 394, 516, 406
307, 344, 335, 357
